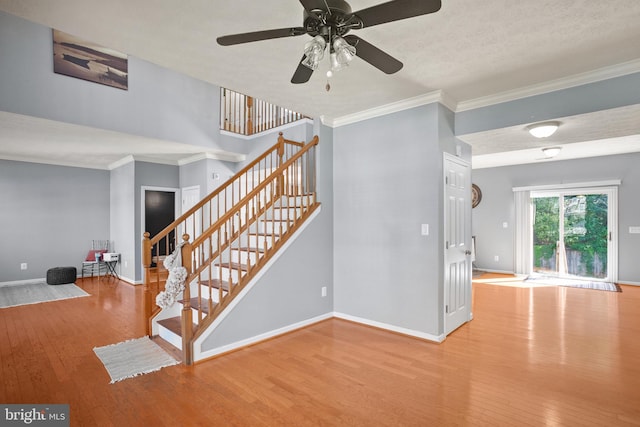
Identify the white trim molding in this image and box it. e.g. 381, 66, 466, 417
457, 59, 640, 112
513, 180, 622, 192
324, 90, 457, 128
194, 313, 333, 361
334, 312, 445, 343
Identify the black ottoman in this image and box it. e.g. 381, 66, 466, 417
46, 267, 77, 285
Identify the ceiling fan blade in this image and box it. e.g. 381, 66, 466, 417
291, 55, 314, 84
217, 27, 306, 46
353, 0, 441, 28
344, 35, 403, 74
299, 0, 329, 14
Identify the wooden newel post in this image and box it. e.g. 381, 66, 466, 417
142, 232, 152, 335
180, 234, 194, 365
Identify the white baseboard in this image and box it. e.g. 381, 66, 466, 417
333, 312, 445, 343
618, 280, 640, 286
117, 275, 140, 285
474, 268, 515, 275
194, 312, 333, 361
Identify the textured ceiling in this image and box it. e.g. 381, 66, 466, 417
1, 0, 640, 169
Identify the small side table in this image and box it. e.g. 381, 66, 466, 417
102, 253, 120, 279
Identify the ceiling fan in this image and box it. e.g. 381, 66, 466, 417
216, 0, 442, 84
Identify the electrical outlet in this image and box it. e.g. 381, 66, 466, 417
124, 260, 128, 268
20, 263, 27, 270
494, 255, 499, 262
321, 286, 327, 297
421, 224, 429, 236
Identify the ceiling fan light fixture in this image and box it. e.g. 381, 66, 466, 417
331, 36, 356, 72
527, 121, 560, 138
542, 146, 562, 158
302, 35, 327, 70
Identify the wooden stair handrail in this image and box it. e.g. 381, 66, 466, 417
144, 133, 319, 365
190, 136, 318, 250
147, 132, 302, 247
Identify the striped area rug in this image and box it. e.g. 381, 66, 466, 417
525, 275, 620, 292
0, 282, 89, 308
94, 336, 179, 383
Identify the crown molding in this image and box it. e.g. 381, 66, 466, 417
0, 154, 111, 170
457, 59, 640, 112
178, 151, 246, 166
324, 90, 457, 128
108, 155, 135, 170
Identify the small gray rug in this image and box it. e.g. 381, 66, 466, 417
525, 275, 620, 292
0, 282, 89, 308
94, 336, 179, 383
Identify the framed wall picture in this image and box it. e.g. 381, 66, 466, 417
53, 29, 128, 90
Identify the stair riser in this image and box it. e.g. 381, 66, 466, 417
188, 279, 229, 301
258, 221, 288, 235
212, 266, 243, 283
264, 208, 302, 221
275, 195, 314, 207
243, 234, 275, 249
230, 249, 262, 264
158, 326, 182, 349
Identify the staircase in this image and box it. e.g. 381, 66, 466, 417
142, 133, 320, 365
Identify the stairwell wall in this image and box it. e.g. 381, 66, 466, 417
199, 121, 334, 354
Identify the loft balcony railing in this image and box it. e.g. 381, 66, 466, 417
221, 87, 308, 136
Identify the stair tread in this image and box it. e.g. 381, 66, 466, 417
179, 297, 218, 314
198, 279, 231, 291
231, 247, 266, 253
214, 261, 249, 271
157, 316, 196, 337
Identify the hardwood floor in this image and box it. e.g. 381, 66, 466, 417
1, 274, 639, 426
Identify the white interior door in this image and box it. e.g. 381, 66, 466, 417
181, 186, 201, 241
443, 154, 472, 336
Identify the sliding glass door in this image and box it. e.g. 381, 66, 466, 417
531, 187, 616, 281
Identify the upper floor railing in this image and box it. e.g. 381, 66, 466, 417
220, 87, 308, 136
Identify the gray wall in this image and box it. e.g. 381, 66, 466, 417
110, 162, 135, 282
456, 72, 640, 135
0, 160, 109, 282
472, 152, 640, 283
0, 10, 230, 153
332, 103, 460, 337
201, 123, 334, 350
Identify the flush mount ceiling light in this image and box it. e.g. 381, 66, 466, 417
527, 121, 560, 138
542, 146, 562, 158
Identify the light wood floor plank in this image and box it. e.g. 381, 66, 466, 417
1, 274, 639, 426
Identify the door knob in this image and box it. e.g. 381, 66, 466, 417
464, 250, 472, 255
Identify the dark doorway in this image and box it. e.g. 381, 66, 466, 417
145, 190, 176, 257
